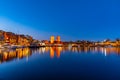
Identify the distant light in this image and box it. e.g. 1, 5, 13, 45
104, 48, 107, 56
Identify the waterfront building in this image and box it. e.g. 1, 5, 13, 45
3, 32, 9, 43
56, 36, 61, 42
0, 31, 4, 44
50, 36, 55, 44
41, 40, 49, 44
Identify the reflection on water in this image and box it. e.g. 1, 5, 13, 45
0, 48, 32, 63
50, 47, 62, 58
0, 47, 120, 64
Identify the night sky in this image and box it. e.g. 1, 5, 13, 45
0, 0, 120, 41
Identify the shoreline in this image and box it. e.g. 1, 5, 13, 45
1, 45, 120, 50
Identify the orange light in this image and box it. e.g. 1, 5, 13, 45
50, 36, 55, 44
50, 47, 54, 58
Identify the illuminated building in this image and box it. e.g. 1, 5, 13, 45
3, 32, 9, 43
0, 31, 4, 44
50, 36, 54, 44
56, 36, 61, 42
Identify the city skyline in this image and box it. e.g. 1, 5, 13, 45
1, 0, 120, 80
1, 0, 120, 41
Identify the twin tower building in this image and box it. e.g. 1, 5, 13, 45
50, 36, 61, 44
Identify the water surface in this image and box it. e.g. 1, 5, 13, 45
0, 47, 120, 80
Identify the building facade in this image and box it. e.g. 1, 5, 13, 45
50, 36, 55, 44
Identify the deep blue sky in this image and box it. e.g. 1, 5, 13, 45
0, 0, 120, 41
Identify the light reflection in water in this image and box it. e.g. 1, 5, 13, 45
0, 47, 120, 64
50, 47, 54, 58
0, 48, 31, 64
